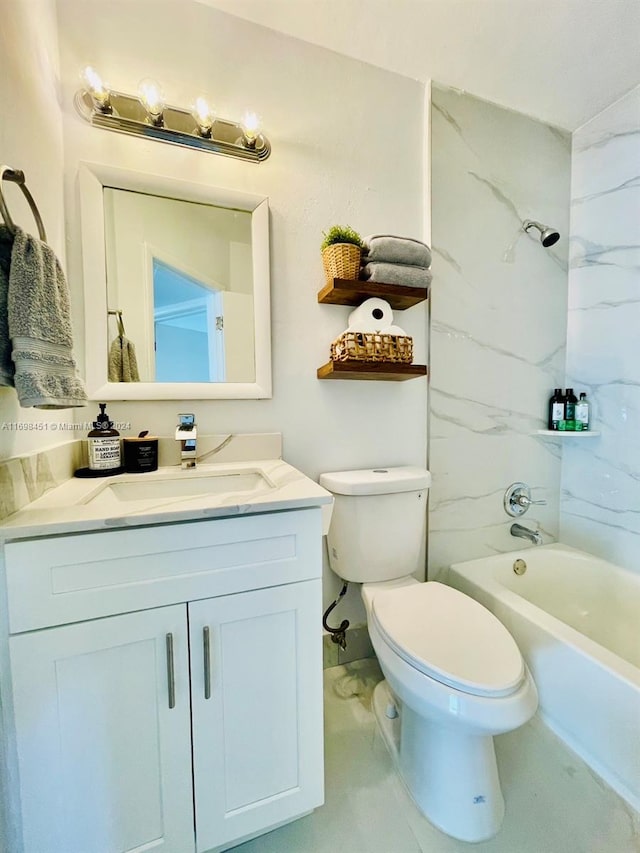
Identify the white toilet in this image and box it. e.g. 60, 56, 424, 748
319, 466, 538, 843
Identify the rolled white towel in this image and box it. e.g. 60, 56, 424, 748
363, 235, 432, 268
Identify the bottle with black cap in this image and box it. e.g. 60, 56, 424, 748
548, 388, 564, 430
87, 403, 122, 471
563, 388, 578, 431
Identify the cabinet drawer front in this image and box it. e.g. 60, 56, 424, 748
5, 509, 322, 633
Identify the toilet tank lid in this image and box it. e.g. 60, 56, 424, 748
319, 466, 431, 495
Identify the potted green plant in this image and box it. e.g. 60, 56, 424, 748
321, 224, 363, 282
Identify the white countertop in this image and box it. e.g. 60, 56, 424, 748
0, 459, 333, 542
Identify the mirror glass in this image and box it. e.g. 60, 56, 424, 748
79, 162, 271, 400
104, 188, 255, 383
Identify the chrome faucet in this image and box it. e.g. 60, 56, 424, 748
175, 413, 197, 469
510, 523, 542, 546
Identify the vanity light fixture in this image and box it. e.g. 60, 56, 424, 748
75, 67, 271, 162
81, 66, 112, 113
240, 111, 261, 148
137, 78, 165, 127
191, 95, 216, 138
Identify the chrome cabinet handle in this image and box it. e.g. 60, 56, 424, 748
166, 633, 176, 709
203, 626, 211, 700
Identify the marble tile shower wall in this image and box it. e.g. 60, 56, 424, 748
429, 85, 571, 577
560, 85, 640, 573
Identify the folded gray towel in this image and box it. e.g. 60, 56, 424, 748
363, 235, 432, 268
8, 226, 87, 409
108, 336, 140, 382
362, 262, 432, 289
0, 226, 14, 387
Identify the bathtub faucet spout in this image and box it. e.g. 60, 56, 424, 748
510, 523, 542, 545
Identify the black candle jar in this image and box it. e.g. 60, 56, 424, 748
123, 436, 159, 473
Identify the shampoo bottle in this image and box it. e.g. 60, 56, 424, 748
88, 404, 122, 471
563, 388, 578, 431
548, 388, 564, 430
575, 392, 590, 431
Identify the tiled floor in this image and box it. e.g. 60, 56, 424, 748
232, 659, 640, 853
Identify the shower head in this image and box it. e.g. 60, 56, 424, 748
523, 220, 560, 248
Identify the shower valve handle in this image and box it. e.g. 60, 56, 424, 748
504, 482, 546, 517
514, 494, 547, 508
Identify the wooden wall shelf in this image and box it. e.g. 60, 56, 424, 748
317, 361, 428, 381
317, 278, 428, 310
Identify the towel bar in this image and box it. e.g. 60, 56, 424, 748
108, 308, 126, 337
0, 165, 47, 242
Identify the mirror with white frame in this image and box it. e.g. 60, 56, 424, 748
79, 162, 271, 400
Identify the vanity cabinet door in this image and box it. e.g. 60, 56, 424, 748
10, 606, 195, 853
189, 580, 324, 852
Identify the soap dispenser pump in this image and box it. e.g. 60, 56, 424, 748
87, 403, 122, 471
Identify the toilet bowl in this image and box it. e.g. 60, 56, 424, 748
363, 576, 537, 842
319, 467, 538, 843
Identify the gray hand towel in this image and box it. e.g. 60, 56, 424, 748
363, 235, 432, 268
8, 226, 87, 409
362, 262, 432, 289
0, 226, 14, 387
108, 335, 140, 382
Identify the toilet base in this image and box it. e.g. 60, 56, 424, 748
372, 680, 505, 843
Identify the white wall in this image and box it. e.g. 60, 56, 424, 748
56, 0, 428, 621
0, 0, 76, 460
0, 4, 68, 849
560, 84, 640, 572
429, 85, 571, 576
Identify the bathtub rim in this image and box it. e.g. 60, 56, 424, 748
447, 542, 640, 690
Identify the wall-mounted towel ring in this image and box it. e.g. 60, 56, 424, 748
0, 165, 47, 242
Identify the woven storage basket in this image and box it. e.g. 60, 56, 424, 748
322, 243, 361, 281
331, 332, 414, 363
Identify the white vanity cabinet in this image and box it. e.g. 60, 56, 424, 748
2, 507, 324, 853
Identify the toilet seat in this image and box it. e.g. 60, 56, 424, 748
371, 582, 524, 698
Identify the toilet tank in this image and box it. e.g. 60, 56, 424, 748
319, 467, 431, 583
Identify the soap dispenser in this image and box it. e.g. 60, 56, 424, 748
87, 403, 122, 471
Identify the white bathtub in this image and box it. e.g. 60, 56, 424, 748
447, 543, 640, 811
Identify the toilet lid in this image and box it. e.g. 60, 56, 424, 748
371, 582, 525, 698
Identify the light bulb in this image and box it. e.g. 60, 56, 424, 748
240, 110, 261, 147
81, 65, 111, 112
138, 78, 165, 125
191, 95, 216, 137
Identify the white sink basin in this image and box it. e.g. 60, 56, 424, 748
83, 468, 275, 510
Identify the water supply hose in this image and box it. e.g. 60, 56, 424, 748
322, 581, 350, 650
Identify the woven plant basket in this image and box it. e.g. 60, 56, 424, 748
331, 332, 414, 363
322, 243, 361, 281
